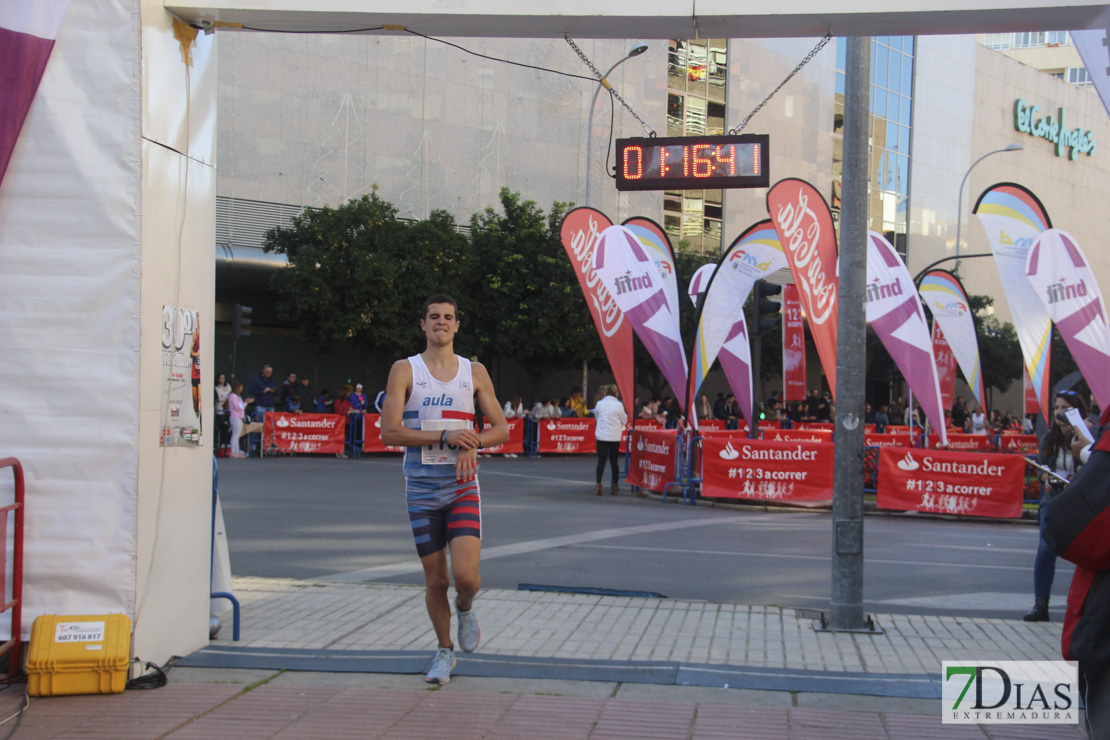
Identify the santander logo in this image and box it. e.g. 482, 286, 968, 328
719, 441, 740, 460
897, 452, 919, 471
569, 217, 624, 337
773, 188, 837, 325
276, 416, 290, 428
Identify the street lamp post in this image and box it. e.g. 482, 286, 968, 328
954, 142, 1022, 274
584, 42, 648, 206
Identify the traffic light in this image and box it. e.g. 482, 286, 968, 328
232, 304, 252, 340
753, 280, 782, 334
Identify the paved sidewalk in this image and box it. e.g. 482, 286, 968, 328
0, 577, 1089, 739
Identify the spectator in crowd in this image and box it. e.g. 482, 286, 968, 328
503, 396, 525, 418
639, 398, 656, 420
334, 384, 353, 417
804, 389, 820, 420
349, 383, 369, 416
1024, 391, 1090, 622
541, 398, 560, 418
658, 396, 676, 428
214, 372, 232, 452
227, 381, 252, 458
970, 405, 987, 434
593, 385, 628, 496
279, 372, 298, 410
316, 389, 333, 414
530, 398, 546, 417
248, 365, 277, 421
695, 393, 712, 422
818, 391, 832, 423
1041, 402, 1110, 738
568, 387, 589, 418
724, 394, 740, 430
285, 392, 301, 413
890, 396, 906, 423
864, 403, 876, 425
214, 373, 231, 413
713, 393, 728, 422
875, 405, 890, 434
1023, 412, 1036, 434
765, 397, 783, 424
295, 376, 315, 413
950, 396, 967, 430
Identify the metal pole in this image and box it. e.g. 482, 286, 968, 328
953, 144, 1022, 276
585, 58, 630, 207
829, 35, 871, 631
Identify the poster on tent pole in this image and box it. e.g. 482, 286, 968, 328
1025, 228, 1110, 410
973, 183, 1054, 421
782, 283, 806, 402
766, 179, 839, 398
160, 305, 202, 447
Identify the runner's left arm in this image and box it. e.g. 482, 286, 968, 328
454, 362, 509, 480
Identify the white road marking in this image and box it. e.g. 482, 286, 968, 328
316, 517, 732, 583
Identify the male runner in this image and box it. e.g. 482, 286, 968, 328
380, 295, 509, 685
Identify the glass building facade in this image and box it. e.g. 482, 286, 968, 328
665, 39, 728, 253
833, 37, 915, 257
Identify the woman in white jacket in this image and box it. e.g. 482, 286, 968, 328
593, 385, 628, 496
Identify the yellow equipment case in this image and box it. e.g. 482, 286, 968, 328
26, 613, 131, 696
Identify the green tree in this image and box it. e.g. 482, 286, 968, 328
967, 294, 1021, 397
465, 189, 605, 397
263, 190, 471, 387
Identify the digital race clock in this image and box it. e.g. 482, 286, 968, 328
614, 134, 770, 191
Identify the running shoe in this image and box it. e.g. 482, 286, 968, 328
425, 646, 455, 685
457, 604, 480, 653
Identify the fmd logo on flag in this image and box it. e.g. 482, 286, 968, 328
942, 661, 1078, 724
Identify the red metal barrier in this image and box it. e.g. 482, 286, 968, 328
0, 459, 24, 677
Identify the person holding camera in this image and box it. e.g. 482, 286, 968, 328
1042, 399, 1110, 737
1023, 391, 1090, 622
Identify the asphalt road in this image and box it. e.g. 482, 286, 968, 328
216, 455, 1072, 621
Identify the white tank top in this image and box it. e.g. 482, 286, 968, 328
402, 354, 475, 477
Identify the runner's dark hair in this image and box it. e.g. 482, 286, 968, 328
422, 295, 458, 318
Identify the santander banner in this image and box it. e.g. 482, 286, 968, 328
1026, 228, 1110, 410
626, 429, 679, 493
620, 419, 662, 452
538, 418, 596, 454
690, 220, 786, 427
918, 269, 987, 412
763, 428, 832, 444
973, 184, 1054, 421
481, 417, 525, 455
559, 208, 635, 419
782, 283, 806, 402
594, 225, 688, 407
264, 412, 346, 454
701, 437, 834, 503
767, 179, 839, 397
866, 231, 947, 447
999, 433, 1039, 454
928, 433, 994, 452
877, 447, 1024, 518
363, 414, 404, 453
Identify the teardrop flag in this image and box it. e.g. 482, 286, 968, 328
918, 269, 987, 413
973, 183, 1054, 421
559, 207, 635, 419
767, 179, 839, 398
1025, 228, 1110, 410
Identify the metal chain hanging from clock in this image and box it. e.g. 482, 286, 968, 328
729, 33, 833, 135
564, 35, 657, 137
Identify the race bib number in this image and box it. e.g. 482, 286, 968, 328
421, 419, 471, 465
